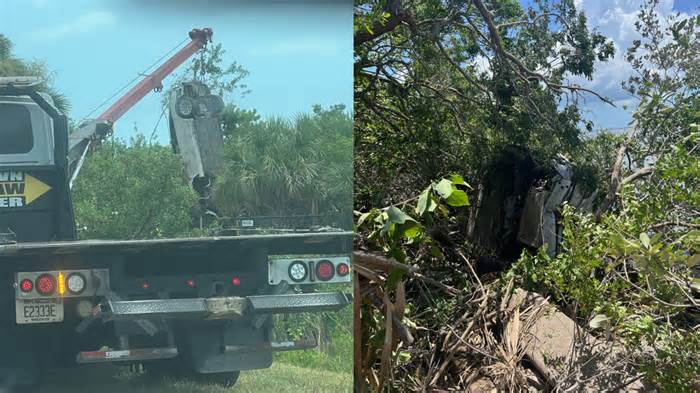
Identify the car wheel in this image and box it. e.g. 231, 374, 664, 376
175, 96, 196, 118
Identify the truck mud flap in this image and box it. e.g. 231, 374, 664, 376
95, 292, 352, 321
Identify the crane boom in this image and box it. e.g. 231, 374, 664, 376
67, 28, 213, 187
97, 28, 212, 124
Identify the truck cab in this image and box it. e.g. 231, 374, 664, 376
0, 77, 75, 243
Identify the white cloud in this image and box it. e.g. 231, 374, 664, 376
472, 54, 492, 77
30, 10, 116, 41
564, 0, 688, 126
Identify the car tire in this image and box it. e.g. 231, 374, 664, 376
175, 96, 196, 118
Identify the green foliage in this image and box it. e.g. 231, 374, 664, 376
186, 42, 250, 99
509, 120, 699, 392
214, 104, 353, 223
72, 135, 199, 240
273, 321, 353, 374
357, 175, 470, 263
272, 284, 353, 373
354, 0, 616, 210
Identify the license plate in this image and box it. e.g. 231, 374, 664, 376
16, 298, 64, 324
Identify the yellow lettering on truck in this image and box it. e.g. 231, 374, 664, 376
0, 171, 51, 208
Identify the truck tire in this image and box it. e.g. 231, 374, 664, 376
193, 370, 240, 387
146, 360, 240, 388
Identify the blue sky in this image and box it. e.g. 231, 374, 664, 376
543, 0, 697, 132
3, 0, 352, 144
2, 0, 697, 140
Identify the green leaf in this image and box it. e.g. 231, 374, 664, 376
383, 206, 419, 239
386, 267, 408, 290
640, 232, 651, 249
449, 174, 467, 186
676, 19, 687, 31
357, 211, 373, 227
415, 187, 431, 216
398, 221, 421, 240
445, 189, 469, 206
589, 314, 610, 329
434, 179, 453, 199
386, 206, 414, 225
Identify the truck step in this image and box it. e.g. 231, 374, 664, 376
96, 292, 352, 320
222, 339, 318, 354
76, 347, 178, 364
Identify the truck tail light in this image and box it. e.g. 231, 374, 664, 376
315, 260, 335, 281
20, 279, 33, 293
36, 274, 57, 296
141, 281, 151, 290
186, 278, 196, 288
57, 272, 66, 295
288, 261, 308, 283
336, 263, 350, 276
231, 277, 241, 286
67, 273, 86, 295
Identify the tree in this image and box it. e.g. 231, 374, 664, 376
72, 135, 199, 240
213, 105, 353, 227
597, 0, 699, 218
0, 34, 69, 112
354, 1, 699, 390
354, 0, 614, 209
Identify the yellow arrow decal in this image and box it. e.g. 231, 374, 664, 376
24, 174, 52, 204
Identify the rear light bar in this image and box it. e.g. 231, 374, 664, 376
268, 255, 351, 285
15, 269, 110, 299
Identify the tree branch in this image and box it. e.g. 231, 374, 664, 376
596, 125, 637, 220
621, 166, 654, 185
471, 0, 615, 106
355, 0, 409, 46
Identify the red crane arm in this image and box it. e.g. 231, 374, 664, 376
96, 28, 212, 123
67, 28, 212, 188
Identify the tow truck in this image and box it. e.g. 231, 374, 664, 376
0, 28, 352, 390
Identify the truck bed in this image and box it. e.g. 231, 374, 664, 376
0, 231, 353, 259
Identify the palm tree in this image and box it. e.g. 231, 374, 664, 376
213, 105, 352, 226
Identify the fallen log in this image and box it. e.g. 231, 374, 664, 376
508, 289, 651, 392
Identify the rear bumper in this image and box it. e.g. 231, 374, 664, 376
95, 292, 352, 321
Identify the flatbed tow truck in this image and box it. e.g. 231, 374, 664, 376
0, 28, 352, 391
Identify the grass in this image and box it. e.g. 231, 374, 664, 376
39, 361, 352, 393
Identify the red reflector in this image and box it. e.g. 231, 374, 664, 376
186, 279, 196, 288
142, 281, 150, 290
36, 274, 56, 295
20, 279, 33, 293
231, 277, 241, 286
316, 261, 335, 281
336, 263, 350, 276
